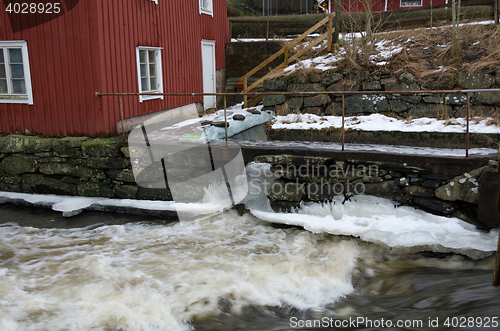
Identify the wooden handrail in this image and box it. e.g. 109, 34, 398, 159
241, 13, 336, 107
246, 33, 329, 93
241, 14, 333, 82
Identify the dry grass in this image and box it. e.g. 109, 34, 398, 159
270, 21, 500, 81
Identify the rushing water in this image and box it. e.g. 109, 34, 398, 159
0, 203, 499, 331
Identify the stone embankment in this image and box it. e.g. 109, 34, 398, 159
252, 153, 499, 229
0, 135, 167, 201
262, 70, 500, 118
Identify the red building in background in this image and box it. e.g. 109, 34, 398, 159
0, 0, 230, 136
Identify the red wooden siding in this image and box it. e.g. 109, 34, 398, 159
0, 0, 230, 136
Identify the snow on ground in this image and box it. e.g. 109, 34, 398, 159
231, 20, 496, 72
272, 112, 500, 133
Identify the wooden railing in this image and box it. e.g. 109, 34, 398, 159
240, 13, 335, 108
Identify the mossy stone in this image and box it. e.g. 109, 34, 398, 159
38, 163, 106, 179
81, 138, 121, 157
0, 155, 37, 175
77, 182, 114, 198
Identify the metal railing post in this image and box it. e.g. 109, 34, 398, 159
342, 93, 345, 151
119, 95, 125, 140
327, 13, 333, 52
243, 76, 248, 108
466, 92, 470, 157
224, 95, 228, 143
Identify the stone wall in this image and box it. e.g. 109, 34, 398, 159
0, 135, 170, 201
253, 154, 499, 229
262, 70, 500, 118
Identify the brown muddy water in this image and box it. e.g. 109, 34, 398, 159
0, 204, 499, 331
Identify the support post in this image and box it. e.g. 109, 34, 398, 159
284, 46, 289, 66
224, 95, 228, 143
430, 0, 433, 28
466, 92, 470, 157
495, 0, 499, 24
327, 14, 333, 52
243, 76, 248, 108
119, 95, 125, 141
494, 143, 500, 286
266, 20, 269, 41
342, 93, 345, 151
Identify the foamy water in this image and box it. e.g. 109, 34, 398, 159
0, 212, 362, 331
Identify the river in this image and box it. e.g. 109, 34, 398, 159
0, 201, 499, 331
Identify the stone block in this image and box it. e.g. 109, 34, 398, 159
263, 79, 287, 91
268, 180, 306, 202
0, 135, 53, 153
301, 107, 323, 115
435, 166, 489, 204
457, 73, 494, 89
401, 185, 435, 198
444, 93, 467, 106
399, 73, 414, 84
423, 80, 455, 90
476, 91, 500, 106
22, 174, 77, 195
113, 185, 139, 199
38, 163, 106, 179
362, 81, 382, 91
0, 155, 37, 175
87, 157, 131, 169
304, 95, 331, 107
136, 187, 172, 200
413, 197, 456, 214
389, 100, 409, 113
77, 182, 114, 198
81, 138, 121, 157
321, 73, 342, 86
263, 94, 286, 107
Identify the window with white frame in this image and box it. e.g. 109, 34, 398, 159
200, 0, 213, 15
136, 46, 163, 103
0, 41, 33, 105
400, 0, 422, 7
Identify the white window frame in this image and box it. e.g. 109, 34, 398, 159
400, 0, 422, 7
136, 46, 163, 103
199, 0, 213, 16
0, 41, 33, 105
149, 0, 158, 4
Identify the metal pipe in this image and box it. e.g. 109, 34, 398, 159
224, 95, 228, 143
494, 144, 500, 286
466, 92, 470, 157
96, 88, 500, 97
119, 95, 125, 140
342, 93, 345, 151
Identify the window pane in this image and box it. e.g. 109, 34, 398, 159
139, 50, 147, 64
0, 64, 5, 79
0, 79, 7, 94
12, 79, 26, 94
0, 50, 4, 63
141, 78, 149, 92
148, 50, 156, 64
150, 77, 157, 90
10, 64, 24, 79
149, 64, 156, 77
9, 48, 23, 63
140, 64, 148, 78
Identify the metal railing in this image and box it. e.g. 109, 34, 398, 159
96, 88, 500, 157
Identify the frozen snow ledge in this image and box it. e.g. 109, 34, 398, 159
0, 191, 226, 220
250, 196, 498, 260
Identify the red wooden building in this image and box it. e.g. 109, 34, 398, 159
0, 0, 230, 136
325, 0, 448, 12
